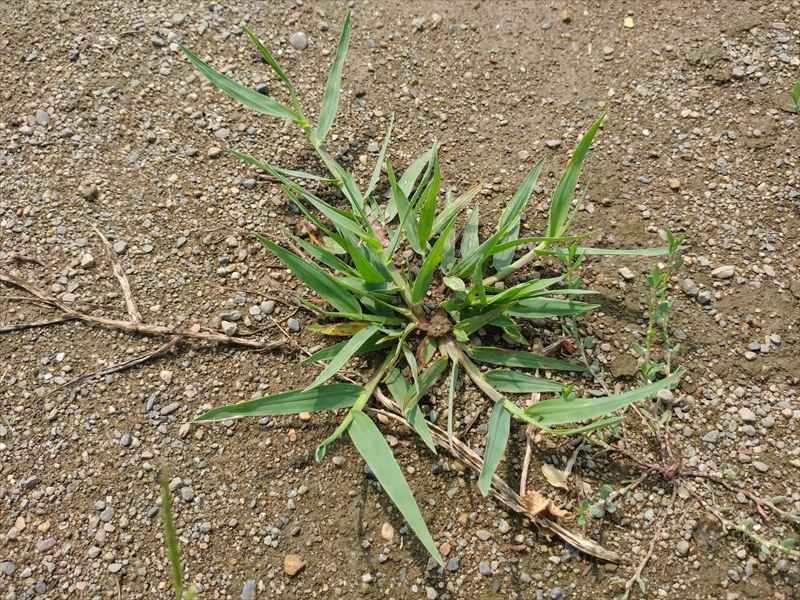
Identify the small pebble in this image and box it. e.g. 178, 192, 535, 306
290, 32, 308, 50
380, 522, 395, 541
284, 554, 305, 576
711, 265, 735, 279
618, 267, 635, 281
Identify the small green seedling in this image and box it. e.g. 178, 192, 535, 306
160, 469, 197, 600
179, 11, 683, 565
632, 231, 684, 384
577, 484, 617, 527
790, 80, 800, 114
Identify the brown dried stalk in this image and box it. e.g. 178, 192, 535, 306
371, 388, 622, 563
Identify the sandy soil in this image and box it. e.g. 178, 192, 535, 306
1, 1, 799, 598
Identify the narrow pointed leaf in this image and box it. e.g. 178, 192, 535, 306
485, 369, 566, 393
366, 116, 393, 200
256, 160, 368, 238
316, 11, 351, 142
452, 227, 510, 278
486, 276, 563, 305
406, 405, 438, 454
386, 160, 421, 253
291, 235, 358, 276
196, 384, 363, 421
443, 276, 466, 292
467, 346, 586, 372
460, 207, 480, 258
453, 304, 509, 339
330, 160, 369, 220
490, 316, 527, 346
399, 147, 435, 198
302, 335, 388, 363
478, 402, 511, 496
403, 357, 449, 413
493, 160, 544, 269
551, 416, 623, 436
526, 369, 684, 426
348, 412, 443, 566
242, 26, 298, 101
564, 246, 668, 257
259, 237, 361, 315
337, 234, 386, 284
547, 116, 604, 239
403, 345, 420, 396
385, 146, 435, 221
509, 298, 600, 319
411, 219, 456, 303
441, 217, 458, 272
432, 182, 481, 237
306, 325, 379, 389
234, 150, 332, 182
416, 149, 440, 248
180, 46, 299, 122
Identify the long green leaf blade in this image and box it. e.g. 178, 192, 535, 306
403, 357, 449, 413
490, 316, 527, 346
467, 346, 586, 372
486, 276, 563, 305
255, 160, 368, 238
453, 304, 509, 339
399, 147, 434, 198
385, 146, 435, 222
348, 412, 443, 565
234, 150, 332, 182
460, 207, 480, 258
291, 235, 358, 276
329, 159, 367, 220
526, 369, 684, 426
566, 246, 668, 257
493, 160, 544, 269
411, 219, 456, 303
196, 384, 363, 421
337, 234, 386, 284
242, 26, 298, 101
316, 11, 351, 142
478, 402, 510, 496
416, 148, 440, 248
386, 160, 421, 253
180, 46, 299, 122
306, 325, 379, 389
366, 116, 394, 200
432, 183, 481, 237
509, 297, 600, 319
485, 369, 566, 393
406, 405, 438, 454
259, 237, 361, 315
547, 116, 604, 239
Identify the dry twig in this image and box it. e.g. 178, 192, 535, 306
92, 225, 142, 322
60, 337, 180, 390
1, 272, 285, 352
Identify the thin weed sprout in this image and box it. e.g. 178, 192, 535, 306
160, 468, 197, 600
178, 11, 684, 565
791, 80, 800, 114
633, 231, 684, 387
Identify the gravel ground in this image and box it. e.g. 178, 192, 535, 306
1, 1, 799, 598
